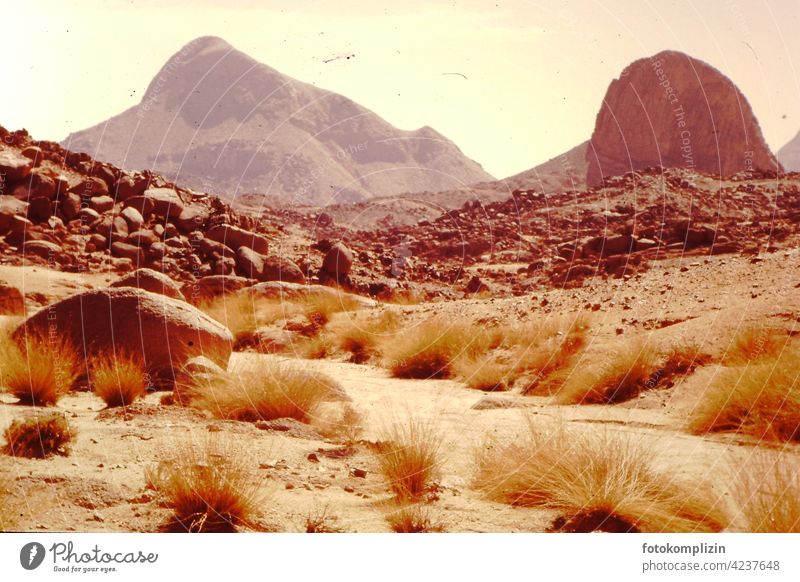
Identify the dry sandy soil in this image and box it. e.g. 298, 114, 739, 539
1, 248, 798, 532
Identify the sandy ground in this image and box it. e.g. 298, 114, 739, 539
1, 250, 799, 532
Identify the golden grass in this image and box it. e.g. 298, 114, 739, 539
146, 440, 262, 532
2, 412, 74, 458
0, 333, 80, 406
299, 334, 334, 359
555, 340, 660, 404
375, 420, 442, 501
722, 326, 788, 366
474, 423, 728, 532
688, 347, 800, 443
454, 354, 510, 391
301, 293, 362, 329
386, 504, 445, 533
733, 450, 800, 532
336, 310, 402, 363
384, 319, 489, 379
303, 505, 345, 533
314, 404, 364, 444
91, 352, 147, 408
190, 359, 342, 423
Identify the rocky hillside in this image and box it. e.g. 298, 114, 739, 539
62, 36, 493, 206
586, 50, 780, 187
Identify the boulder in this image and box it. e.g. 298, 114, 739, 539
21, 240, 61, 261
0, 196, 29, 230
236, 246, 264, 279
0, 150, 33, 182
322, 242, 353, 277
109, 268, 186, 300
70, 176, 109, 198
114, 174, 148, 201
127, 229, 159, 247
27, 196, 55, 222
174, 205, 209, 233
59, 193, 82, 221
205, 224, 269, 254
142, 188, 184, 218
110, 241, 145, 264
89, 195, 115, 214
12, 287, 233, 387
120, 206, 144, 231
262, 255, 306, 283
182, 275, 254, 303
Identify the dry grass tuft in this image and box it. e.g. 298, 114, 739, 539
303, 505, 345, 533
555, 340, 660, 404
733, 451, 800, 532
722, 326, 788, 366
689, 347, 800, 443
147, 440, 262, 532
190, 360, 343, 423
454, 354, 510, 391
91, 352, 148, 408
337, 310, 402, 363
386, 504, 445, 533
375, 420, 442, 501
2, 412, 74, 458
0, 333, 80, 406
474, 423, 728, 532
314, 404, 364, 444
384, 319, 485, 379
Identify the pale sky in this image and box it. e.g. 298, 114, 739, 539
4, 0, 800, 178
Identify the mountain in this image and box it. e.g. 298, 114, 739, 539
502, 141, 588, 193
586, 50, 780, 186
778, 130, 800, 171
62, 36, 493, 205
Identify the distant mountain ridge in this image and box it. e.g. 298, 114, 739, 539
63, 36, 493, 205
778, 130, 800, 171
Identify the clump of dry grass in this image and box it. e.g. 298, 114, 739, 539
688, 347, 800, 442
2, 412, 74, 458
303, 505, 345, 533
555, 340, 661, 404
514, 315, 591, 395
454, 354, 510, 391
190, 360, 343, 423
314, 404, 364, 444
384, 319, 486, 379
722, 326, 787, 366
299, 334, 334, 359
146, 440, 262, 532
301, 293, 362, 330
90, 352, 148, 408
337, 310, 402, 363
386, 504, 445, 533
0, 333, 80, 406
375, 420, 442, 501
474, 423, 728, 532
733, 451, 800, 532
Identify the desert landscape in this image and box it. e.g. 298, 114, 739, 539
1, 24, 800, 536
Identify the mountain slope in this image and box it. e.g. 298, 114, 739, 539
63, 36, 493, 205
778, 130, 800, 171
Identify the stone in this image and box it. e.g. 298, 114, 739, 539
109, 268, 186, 300
205, 224, 269, 254
261, 255, 306, 283
110, 241, 146, 265
89, 195, 115, 214
70, 176, 109, 198
182, 275, 254, 303
321, 242, 353, 277
142, 188, 184, 218
236, 246, 264, 279
0, 150, 33, 182
21, 240, 61, 261
0, 196, 28, 230
12, 287, 233, 387
114, 174, 148, 201
127, 229, 158, 247
120, 206, 144, 231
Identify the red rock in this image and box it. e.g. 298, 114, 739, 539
0, 150, 33, 182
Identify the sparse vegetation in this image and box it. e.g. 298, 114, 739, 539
734, 451, 800, 532
315, 404, 364, 444
2, 412, 74, 458
386, 504, 444, 533
376, 420, 442, 501
337, 310, 402, 363
555, 340, 660, 404
689, 346, 800, 442
147, 440, 262, 532
91, 352, 148, 407
454, 354, 510, 391
722, 326, 787, 366
474, 423, 728, 532
0, 333, 80, 406
190, 360, 343, 423
304, 505, 345, 533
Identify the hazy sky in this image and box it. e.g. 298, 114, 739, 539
4, 0, 800, 178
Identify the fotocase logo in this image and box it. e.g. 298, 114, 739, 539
20, 542, 46, 570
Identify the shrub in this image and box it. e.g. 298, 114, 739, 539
303, 505, 345, 533
474, 423, 728, 532
190, 360, 342, 423
91, 352, 148, 407
722, 326, 787, 366
688, 348, 800, 442
147, 440, 262, 532
386, 504, 444, 533
337, 310, 402, 363
0, 334, 80, 406
734, 451, 800, 532
315, 404, 364, 444
375, 420, 442, 501
555, 340, 660, 404
2, 412, 74, 458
